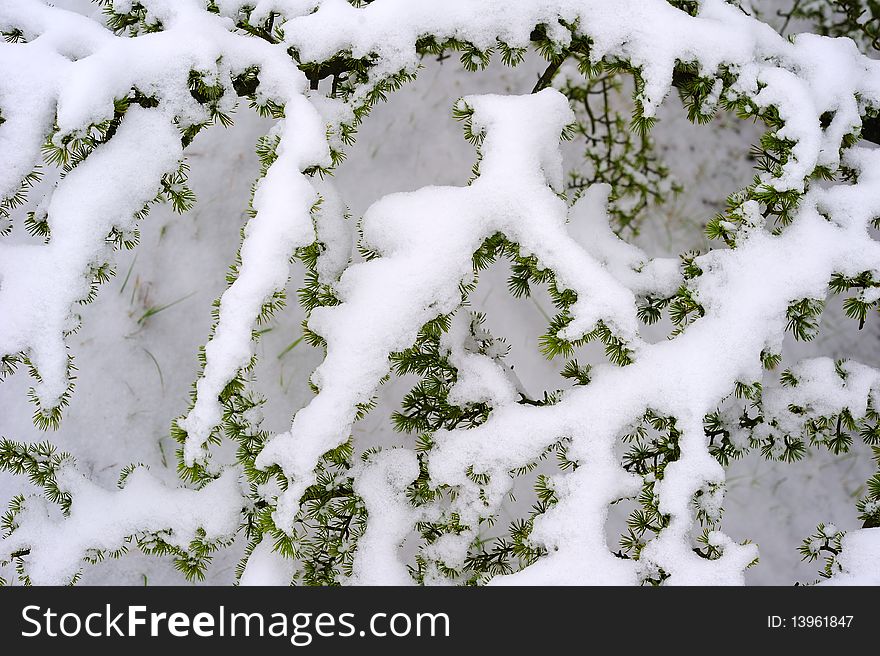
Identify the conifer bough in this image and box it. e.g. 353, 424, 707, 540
1, 0, 880, 585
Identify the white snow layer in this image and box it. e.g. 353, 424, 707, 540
0, 466, 242, 586
239, 537, 296, 586
2, 0, 880, 585
821, 528, 880, 586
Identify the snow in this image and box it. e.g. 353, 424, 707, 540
566, 184, 681, 298
2, 0, 880, 587
762, 358, 880, 437
821, 528, 880, 586
280, 0, 880, 193
239, 537, 295, 586
181, 94, 330, 468
346, 449, 419, 585
429, 144, 880, 584
311, 179, 352, 285
0, 107, 184, 407
0, 0, 111, 202
256, 89, 649, 531
1, 465, 242, 586
442, 313, 518, 409
7, 0, 877, 421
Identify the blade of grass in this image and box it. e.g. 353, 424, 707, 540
158, 439, 168, 468
137, 291, 196, 326
530, 296, 551, 322
119, 254, 137, 295
277, 335, 304, 360
141, 347, 164, 391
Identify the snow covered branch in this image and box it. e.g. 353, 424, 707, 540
3, 0, 880, 586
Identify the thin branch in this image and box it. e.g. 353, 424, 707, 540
532, 53, 568, 93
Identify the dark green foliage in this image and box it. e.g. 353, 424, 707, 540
95, 0, 163, 36
784, 0, 880, 51
786, 297, 824, 341
24, 355, 76, 432
856, 448, 880, 528
667, 0, 701, 16
390, 320, 494, 434
798, 523, 845, 581
558, 60, 680, 234
0, 439, 73, 512
0, 168, 41, 236
0, 438, 230, 583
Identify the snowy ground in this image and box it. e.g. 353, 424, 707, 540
1, 2, 877, 585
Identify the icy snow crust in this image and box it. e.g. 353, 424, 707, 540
2, 0, 880, 584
